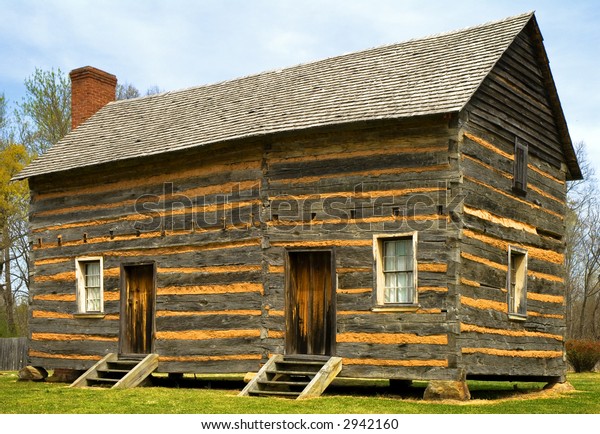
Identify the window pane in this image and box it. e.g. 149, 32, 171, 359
384, 254, 397, 271
398, 273, 413, 303
86, 286, 101, 312
384, 240, 395, 257
85, 262, 100, 275
380, 237, 415, 305
397, 285, 409, 303
85, 262, 100, 287
398, 273, 410, 288
384, 288, 394, 304
384, 239, 413, 272
384, 272, 397, 303
384, 271, 415, 303
82, 261, 101, 312
397, 239, 412, 257
384, 241, 397, 271
396, 254, 410, 271
402, 272, 414, 303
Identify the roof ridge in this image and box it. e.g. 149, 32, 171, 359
401, 11, 534, 43
457, 11, 534, 113
15, 12, 541, 181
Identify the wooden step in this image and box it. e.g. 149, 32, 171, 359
258, 380, 310, 387
249, 390, 301, 397
89, 377, 120, 383
267, 369, 316, 376
275, 362, 322, 372
70, 353, 159, 389
239, 354, 343, 399
107, 360, 140, 369
96, 369, 129, 380
97, 368, 130, 374
278, 360, 325, 366
86, 378, 120, 387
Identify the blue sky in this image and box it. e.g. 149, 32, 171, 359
1, 0, 598, 175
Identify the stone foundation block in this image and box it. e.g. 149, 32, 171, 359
423, 380, 471, 401
18, 366, 48, 382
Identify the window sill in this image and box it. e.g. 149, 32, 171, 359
508, 313, 527, 322
372, 305, 420, 313
73, 313, 106, 319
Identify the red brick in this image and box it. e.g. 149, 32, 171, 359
70, 66, 117, 130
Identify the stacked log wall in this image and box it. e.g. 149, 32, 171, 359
28, 142, 266, 373
27, 117, 462, 379
262, 118, 462, 380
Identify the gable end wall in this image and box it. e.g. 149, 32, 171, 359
457, 27, 568, 379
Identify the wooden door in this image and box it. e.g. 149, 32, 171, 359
120, 263, 155, 355
285, 250, 335, 356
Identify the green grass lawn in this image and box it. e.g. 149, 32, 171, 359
0, 371, 598, 414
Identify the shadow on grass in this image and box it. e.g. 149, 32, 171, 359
147, 374, 546, 401
328, 379, 546, 401
149, 374, 247, 391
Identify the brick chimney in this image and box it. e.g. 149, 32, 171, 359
70, 66, 117, 130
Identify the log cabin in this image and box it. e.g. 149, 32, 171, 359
15, 12, 581, 399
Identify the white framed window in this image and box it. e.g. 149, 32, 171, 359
75, 257, 104, 313
507, 246, 527, 319
373, 232, 418, 306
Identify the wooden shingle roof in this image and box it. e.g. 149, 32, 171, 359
18, 12, 544, 180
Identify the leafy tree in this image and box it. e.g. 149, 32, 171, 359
145, 85, 162, 96
117, 82, 141, 100
117, 82, 163, 100
0, 93, 14, 147
0, 143, 30, 336
1, 91, 31, 337
565, 142, 600, 339
14, 67, 71, 155
0, 94, 8, 135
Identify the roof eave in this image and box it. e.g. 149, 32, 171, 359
13, 111, 457, 182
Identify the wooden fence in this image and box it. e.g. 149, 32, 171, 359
0, 338, 28, 371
